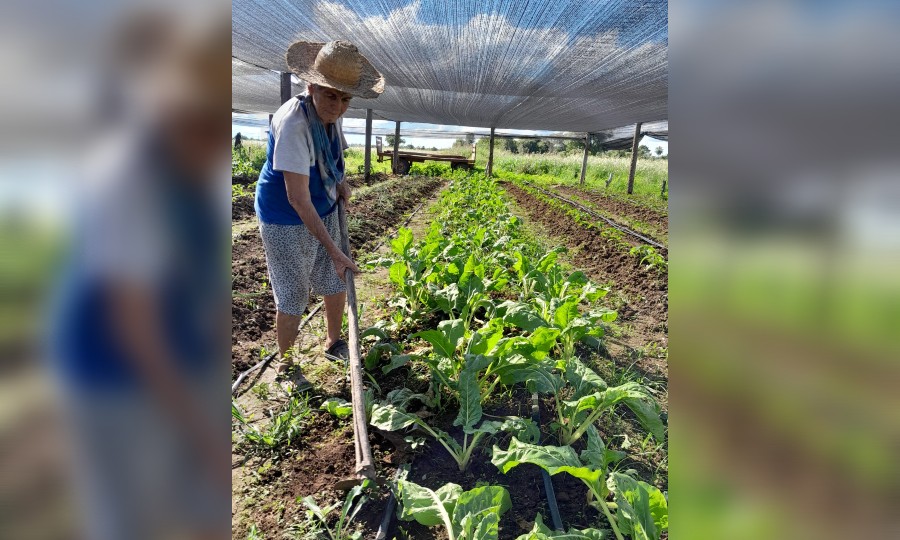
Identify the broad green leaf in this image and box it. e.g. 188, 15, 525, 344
454, 369, 483, 432
591, 308, 618, 323
360, 326, 391, 341
382, 354, 412, 374
390, 227, 414, 256
565, 271, 588, 287
459, 254, 477, 287
470, 511, 500, 539
580, 425, 625, 472
537, 249, 560, 273
369, 403, 420, 431
622, 395, 665, 443
528, 327, 561, 359
320, 397, 352, 419
499, 416, 540, 444
386, 388, 428, 409
389, 261, 407, 286
492, 438, 602, 484
513, 251, 527, 279
452, 485, 511, 539
565, 358, 608, 399
434, 284, 461, 316
502, 302, 546, 332
440, 319, 467, 351
415, 318, 464, 358
567, 383, 649, 415
609, 473, 667, 540
493, 355, 561, 394
553, 299, 580, 330
365, 342, 397, 371
515, 513, 609, 539
397, 480, 461, 527
469, 319, 505, 356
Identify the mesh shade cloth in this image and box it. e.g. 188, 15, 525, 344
233, 0, 667, 133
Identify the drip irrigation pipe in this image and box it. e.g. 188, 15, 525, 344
533, 392, 564, 531
520, 180, 666, 252
374, 461, 411, 540
231, 302, 323, 395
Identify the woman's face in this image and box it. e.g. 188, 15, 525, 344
310, 85, 352, 124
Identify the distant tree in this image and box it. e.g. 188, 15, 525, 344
503, 138, 518, 154
520, 139, 539, 154
386, 135, 406, 146
638, 144, 651, 158
465, 133, 475, 144
655, 146, 664, 157
536, 140, 551, 154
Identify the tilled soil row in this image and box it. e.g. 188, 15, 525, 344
555, 185, 668, 241
502, 181, 668, 359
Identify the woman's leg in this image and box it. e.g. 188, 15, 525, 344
323, 292, 345, 348
276, 310, 303, 358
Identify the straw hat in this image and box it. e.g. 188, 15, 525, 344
286, 40, 384, 99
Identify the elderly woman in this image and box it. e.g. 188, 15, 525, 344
255, 40, 384, 389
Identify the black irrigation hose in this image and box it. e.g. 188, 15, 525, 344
375, 461, 411, 540
533, 392, 564, 531
520, 180, 667, 252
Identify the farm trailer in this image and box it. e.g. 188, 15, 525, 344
376, 136, 476, 175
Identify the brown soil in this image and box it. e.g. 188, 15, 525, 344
232, 195, 255, 222
232, 410, 399, 538
556, 186, 668, 239
502, 182, 668, 380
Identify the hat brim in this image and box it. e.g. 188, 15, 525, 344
286, 41, 385, 100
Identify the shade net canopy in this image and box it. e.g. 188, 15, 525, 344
233, 0, 667, 133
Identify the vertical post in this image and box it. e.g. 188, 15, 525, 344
268, 113, 273, 127
364, 109, 373, 181
280, 72, 292, 104
627, 122, 643, 195
579, 132, 590, 186
392, 121, 401, 174
486, 127, 496, 177
661, 179, 667, 197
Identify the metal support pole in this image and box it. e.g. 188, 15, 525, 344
579, 132, 590, 186
627, 122, 643, 195
364, 109, 373, 181
280, 72, 292, 104
392, 121, 401, 174
487, 127, 496, 177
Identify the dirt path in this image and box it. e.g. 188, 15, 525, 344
503, 182, 668, 381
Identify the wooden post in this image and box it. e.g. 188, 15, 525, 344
661, 179, 667, 197
364, 109, 373, 181
627, 122, 643, 195
280, 72, 292, 104
486, 127, 496, 177
392, 121, 401, 174
579, 132, 590, 186
268, 113, 273, 127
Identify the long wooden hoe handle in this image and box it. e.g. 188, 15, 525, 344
337, 199, 376, 481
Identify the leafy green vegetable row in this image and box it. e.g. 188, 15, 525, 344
361, 176, 666, 538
